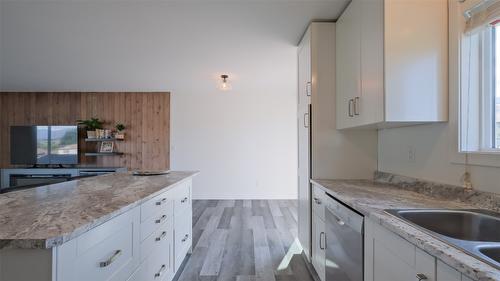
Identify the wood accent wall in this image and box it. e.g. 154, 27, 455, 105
0, 92, 170, 170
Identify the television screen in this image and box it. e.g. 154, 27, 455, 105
10, 126, 78, 165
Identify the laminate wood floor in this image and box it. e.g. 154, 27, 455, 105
175, 200, 315, 281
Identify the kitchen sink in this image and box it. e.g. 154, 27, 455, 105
385, 209, 500, 269
479, 246, 500, 263
385, 209, 500, 242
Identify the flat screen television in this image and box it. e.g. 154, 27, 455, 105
10, 126, 78, 165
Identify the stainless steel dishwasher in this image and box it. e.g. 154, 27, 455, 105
325, 193, 364, 281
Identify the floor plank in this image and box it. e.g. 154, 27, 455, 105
199, 229, 229, 276
176, 200, 314, 281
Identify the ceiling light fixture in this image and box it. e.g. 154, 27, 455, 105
220, 74, 231, 91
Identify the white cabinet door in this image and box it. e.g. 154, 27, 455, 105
173, 181, 193, 273
366, 219, 478, 281
311, 214, 326, 281
365, 219, 435, 281
336, 0, 361, 129
371, 239, 415, 281
174, 207, 192, 273
416, 248, 436, 281
359, 0, 384, 126
383, 0, 448, 123
297, 29, 312, 260
56, 207, 141, 281
436, 261, 461, 281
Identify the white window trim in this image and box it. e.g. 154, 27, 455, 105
449, 0, 500, 168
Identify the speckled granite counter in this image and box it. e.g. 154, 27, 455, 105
311, 173, 500, 281
0, 171, 198, 249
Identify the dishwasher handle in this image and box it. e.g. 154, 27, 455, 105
330, 212, 346, 226
326, 197, 364, 234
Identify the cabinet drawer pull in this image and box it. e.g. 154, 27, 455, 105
354, 97, 360, 115
154, 264, 166, 278
182, 234, 189, 242
99, 250, 122, 268
155, 214, 167, 224
181, 197, 189, 203
306, 81, 312, 96
156, 198, 167, 206
416, 273, 428, 280
156, 231, 167, 241
319, 232, 326, 250
348, 99, 354, 117
303, 113, 309, 128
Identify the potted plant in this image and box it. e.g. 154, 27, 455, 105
77, 118, 104, 139
115, 123, 126, 140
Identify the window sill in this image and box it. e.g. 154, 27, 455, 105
450, 150, 500, 168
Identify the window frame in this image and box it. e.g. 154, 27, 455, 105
448, 0, 500, 168
458, 18, 500, 154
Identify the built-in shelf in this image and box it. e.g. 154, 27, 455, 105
85, 138, 123, 142
84, 152, 124, 156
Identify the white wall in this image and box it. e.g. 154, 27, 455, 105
0, 0, 347, 199
378, 124, 500, 193
378, 0, 500, 194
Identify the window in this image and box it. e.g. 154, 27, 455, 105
496, 24, 500, 148
460, 3, 500, 153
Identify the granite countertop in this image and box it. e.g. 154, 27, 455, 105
0, 171, 199, 250
311, 175, 500, 281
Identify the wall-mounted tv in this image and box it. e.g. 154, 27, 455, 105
10, 126, 78, 165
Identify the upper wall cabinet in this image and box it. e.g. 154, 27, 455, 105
336, 0, 448, 129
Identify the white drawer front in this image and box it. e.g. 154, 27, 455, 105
141, 200, 173, 241
141, 217, 173, 263
127, 260, 147, 281
312, 185, 325, 221
173, 181, 191, 217
56, 207, 140, 281
174, 208, 192, 272
141, 189, 173, 222
145, 242, 172, 281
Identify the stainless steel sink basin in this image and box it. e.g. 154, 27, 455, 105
479, 246, 500, 263
385, 209, 500, 269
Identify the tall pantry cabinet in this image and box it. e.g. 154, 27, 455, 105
297, 22, 377, 262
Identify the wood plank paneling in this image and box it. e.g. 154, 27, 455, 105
0, 92, 170, 171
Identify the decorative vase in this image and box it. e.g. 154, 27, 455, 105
115, 132, 125, 140
87, 130, 96, 139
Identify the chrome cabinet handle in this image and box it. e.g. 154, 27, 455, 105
416, 273, 428, 280
182, 234, 189, 242
154, 264, 166, 278
319, 232, 326, 250
156, 231, 167, 241
304, 113, 309, 128
155, 214, 167, 224
181, 197, 188, 203
99, 250, 122, 268
348, 99, 354, 117
306, 81, 312, 96
354, 97, 360, 115
156, 198, 167, 206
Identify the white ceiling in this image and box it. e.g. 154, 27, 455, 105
0, 0, 350, 22
0, 0, 350, 45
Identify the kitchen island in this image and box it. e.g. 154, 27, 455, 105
0, 171, 198, 281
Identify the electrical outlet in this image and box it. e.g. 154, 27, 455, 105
408, 146, 416, 163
